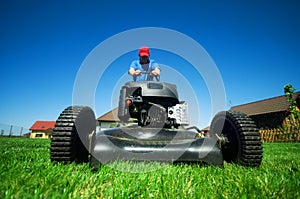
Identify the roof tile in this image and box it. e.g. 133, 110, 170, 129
231, 92, 300, 116
30, 121, 56, 131
97, 108, 120, 122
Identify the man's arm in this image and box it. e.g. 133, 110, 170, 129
150, 61, 160, 76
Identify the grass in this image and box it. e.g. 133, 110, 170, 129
0, 137, 299, 199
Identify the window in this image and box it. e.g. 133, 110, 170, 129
35, 133, 43, 138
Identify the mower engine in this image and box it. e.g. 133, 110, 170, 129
168, 103, 189, 126
118, 81, 189, 128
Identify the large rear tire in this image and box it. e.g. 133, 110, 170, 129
50, 106, 96, 163
210, 111, 263, 166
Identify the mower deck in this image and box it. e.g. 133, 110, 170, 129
90, 127, 223, 166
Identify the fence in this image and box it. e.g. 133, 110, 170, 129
259, 129, 300, 142
259, 113, 300, 142
0, 123, 30, 137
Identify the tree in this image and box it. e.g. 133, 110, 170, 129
284, 84, 299, 119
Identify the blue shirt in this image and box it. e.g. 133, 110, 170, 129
129, 59, 160, 82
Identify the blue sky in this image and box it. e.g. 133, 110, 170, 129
1, 0, 299, 130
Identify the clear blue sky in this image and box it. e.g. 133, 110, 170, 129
1, 0, 299, 130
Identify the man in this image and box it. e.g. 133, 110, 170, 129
128, 46, 161, 82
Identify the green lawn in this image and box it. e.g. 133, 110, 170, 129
0, 137, 299, 198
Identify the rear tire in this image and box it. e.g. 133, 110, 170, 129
50, 106, 96, 163
210, 111, 263, 167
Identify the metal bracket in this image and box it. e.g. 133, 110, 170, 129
88, 130, 96, 160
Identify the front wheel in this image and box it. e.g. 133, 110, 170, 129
210, 111, 263, 167
50, 106, 96, 163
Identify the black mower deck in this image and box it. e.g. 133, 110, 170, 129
90, 127, 223, 168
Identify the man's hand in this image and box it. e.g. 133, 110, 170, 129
129, 68, 142, 76
150, 71, 158, 76
133, 70, 142, 76
150, 68, 160, 76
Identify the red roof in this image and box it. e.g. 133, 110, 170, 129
30, 121, 56, 131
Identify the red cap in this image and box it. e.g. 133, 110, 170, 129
139, 46, 150, 57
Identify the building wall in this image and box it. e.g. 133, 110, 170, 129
250, 111, 286, 129
98, 121, 125, 131
99, 121, 121, 131
30, 130, 52, 138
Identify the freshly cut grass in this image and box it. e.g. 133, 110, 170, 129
0, 137, 299, 198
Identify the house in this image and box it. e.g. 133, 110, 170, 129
97, 108, 121, 130
230, 92, 300, 129
29, 121, 56, 138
